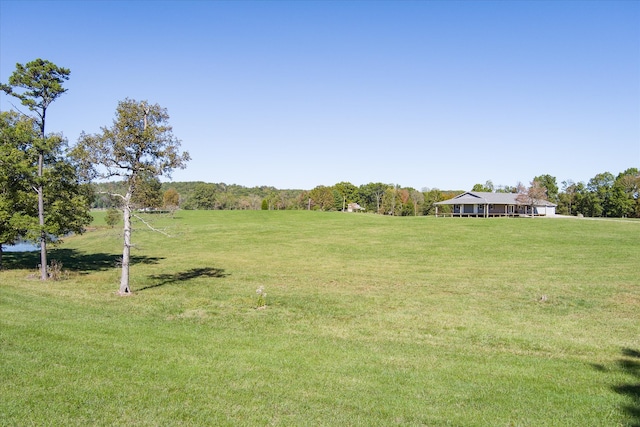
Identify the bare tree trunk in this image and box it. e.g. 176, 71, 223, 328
38, 152, 47, 280
119, 192, 132, 295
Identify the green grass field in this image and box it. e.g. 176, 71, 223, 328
1, 211, 639, 426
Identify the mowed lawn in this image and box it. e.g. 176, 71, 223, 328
1, 211, 639, 426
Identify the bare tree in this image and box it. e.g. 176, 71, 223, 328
516, 180, 548, 217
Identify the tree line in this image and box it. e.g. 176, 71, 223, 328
92, 169, 640, 219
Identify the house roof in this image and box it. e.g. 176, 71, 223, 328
433, 191, 557, 206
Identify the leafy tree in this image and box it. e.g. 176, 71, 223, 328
587, 172, 615, 217
182, 182, 216, 210
0, 110, 92, 270
356, 183, 385, 213
422, 188, 441, 215
533, 174, 559, 203
573, 182, 595, 217
0, 111, 36, 268
105, 207, 120, 228
1, 59, 71, 280
294, 191, 311, 210
557, 180, 578, 215
334, 181, 359, 211
215, 183, 238, 210
265, 191, 280, 210
397, 188, 412, 216
309, 185, 334, 211
163, 188, 180, 209
381, 185, 401, 215
610, 168, 640, 218
73, 99, 190, 295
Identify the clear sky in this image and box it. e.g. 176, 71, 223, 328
1, 0, 638, 191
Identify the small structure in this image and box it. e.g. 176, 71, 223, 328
346, 202, 364, 213
433, 191, 556, 217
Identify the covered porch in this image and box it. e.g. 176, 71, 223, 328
433, 192, 556, 218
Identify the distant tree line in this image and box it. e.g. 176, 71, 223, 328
90, 167, 640, 218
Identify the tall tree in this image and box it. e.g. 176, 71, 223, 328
1, 59, 70, 280
73, 99, 190, 294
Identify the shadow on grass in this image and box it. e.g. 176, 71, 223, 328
140, 267, 229, 291
594, 348, 640, 427
614, 348, 640, 427
2, 248, 163, 273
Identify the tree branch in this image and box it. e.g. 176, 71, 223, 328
132, 213, 171, 237
96, 191, 126, 201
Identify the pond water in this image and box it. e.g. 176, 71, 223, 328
2, 242, 40, 252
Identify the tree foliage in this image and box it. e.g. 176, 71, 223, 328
105, 207, 120, 228
0, 110, 91, 270
0, 111, 38, 267
309, 185, 334, 211
183, 183, 217, 210
163, 188, 180, 209
131, 174, 163, 209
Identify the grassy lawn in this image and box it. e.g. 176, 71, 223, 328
1, 211, 639, 426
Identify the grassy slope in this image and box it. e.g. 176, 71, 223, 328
1, 211, 639, 426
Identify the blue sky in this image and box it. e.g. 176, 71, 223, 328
1, 0, 638, 190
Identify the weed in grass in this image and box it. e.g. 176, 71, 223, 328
47, 259, 66, 281
256, 285, 267, 309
